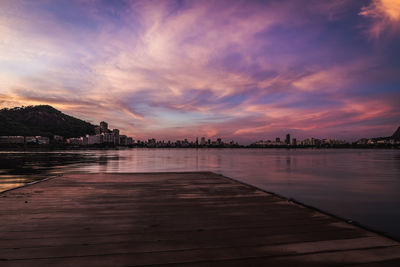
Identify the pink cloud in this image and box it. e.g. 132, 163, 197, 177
359, 0, 400, 38
1, 1, 399, 143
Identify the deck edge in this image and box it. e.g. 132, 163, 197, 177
0, 174, 62, 195
213, 172, 400, 243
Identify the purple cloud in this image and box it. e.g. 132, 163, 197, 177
0, 0, 399, 143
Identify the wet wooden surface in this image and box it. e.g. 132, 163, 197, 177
0, 172, 399, 266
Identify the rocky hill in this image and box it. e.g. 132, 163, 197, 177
0, 105, 96, 138
392, 126, 400, 140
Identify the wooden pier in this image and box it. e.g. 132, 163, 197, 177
1, 172, 399, 266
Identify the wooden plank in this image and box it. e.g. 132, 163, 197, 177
0, 172, 399, 266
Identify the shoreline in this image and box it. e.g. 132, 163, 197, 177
1, 145, 399, 151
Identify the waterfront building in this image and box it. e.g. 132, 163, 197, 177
87, 134, 103, 145
276, 137, 280, 143
95, 126, 101, 135
56, 121, 132, 147
81, 136, 88, 145
103, 132, 113, 143
100, 121, 108, 133
53, 135, 63, 142
253, 140, 269, 146
0, 135, 50, 145
119, 135, 127, 145
292, 138, 297, 146
127, 137, 133, 145
25, 136, 37, 143
35, 136, 50, 145
285, 134, 290, 145
0, 136, 24, 144
301, 138, 310, 146
67, 137, 83, 145
200, 137, 206, 145
357, 138, 368, 145
112, 129, 120, 145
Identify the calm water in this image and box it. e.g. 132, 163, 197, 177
1, 148, 400, 239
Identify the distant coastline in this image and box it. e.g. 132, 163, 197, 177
0, 143, 399, 151
1, 105, 399, 150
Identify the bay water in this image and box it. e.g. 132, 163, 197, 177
1, 148, 399, 239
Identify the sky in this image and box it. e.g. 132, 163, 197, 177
0, 0, 400, 143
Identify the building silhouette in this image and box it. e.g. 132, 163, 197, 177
100, 121, 108, 133
285, 134, 290, 145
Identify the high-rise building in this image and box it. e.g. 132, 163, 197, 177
200, 137, 206, 145
112, 129, 120, 145
276, 137, 281, 143
285, 134, 290, 145
103, 132, 113, 143
87, 134, 103, 145
119, 135, 127, 145
100, 121, 108, 133
292, 138, 297, 146
127, 137, 133, 145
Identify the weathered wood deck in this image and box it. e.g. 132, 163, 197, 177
1, 172, 399, 266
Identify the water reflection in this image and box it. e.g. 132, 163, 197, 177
0, 148, 399, 239
0, 151, 120, 192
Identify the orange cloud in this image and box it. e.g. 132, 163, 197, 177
359, 0, 400, 38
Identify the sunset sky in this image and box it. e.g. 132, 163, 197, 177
1, 0, 400, 143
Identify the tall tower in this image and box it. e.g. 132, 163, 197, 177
100, 121, 108, 133
200, 137, 206, 145
112, 129, 120, 145
292, 138, 297, 146
285, 133, 291, 145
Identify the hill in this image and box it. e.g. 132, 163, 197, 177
0, 105, 96, 138
392, 126, 400, 140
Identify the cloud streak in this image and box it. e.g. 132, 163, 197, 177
0, 0, 399, 143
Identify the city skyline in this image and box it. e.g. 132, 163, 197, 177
4, 105, 398, 146
1, 0, 400, 143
